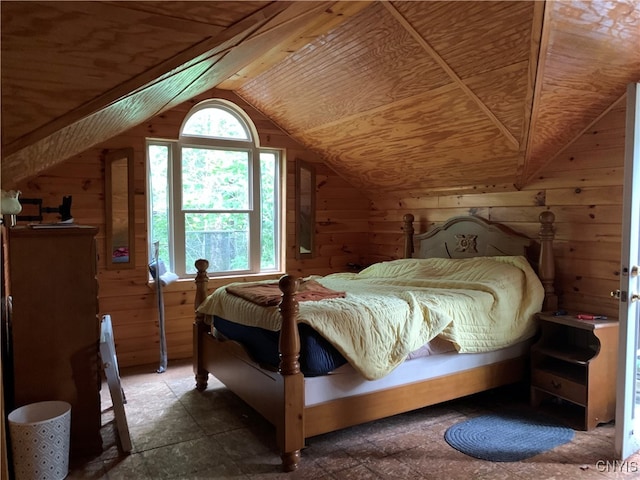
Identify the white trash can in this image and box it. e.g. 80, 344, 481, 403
8, 401, 71, 480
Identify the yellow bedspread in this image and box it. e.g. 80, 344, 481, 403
197, 256, 544, 380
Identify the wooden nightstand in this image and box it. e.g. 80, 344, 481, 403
530, 312, 619, 430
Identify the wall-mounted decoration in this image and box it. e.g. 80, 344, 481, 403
105, 148, 135, 270
296, 159, 315, 259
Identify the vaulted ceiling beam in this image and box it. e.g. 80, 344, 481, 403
2, 1, 289, 160
518, 0, 552, 189
514, 0, 546, 189
1, 2, 308, 187
524, 92, 627, 186
218, 1, 373, 90
382, 0, 520, 150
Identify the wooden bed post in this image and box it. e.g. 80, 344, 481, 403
277, 275, 305, 472
403, 213, 415, 258
193, 259, 210, 391
538, 211, 558, 312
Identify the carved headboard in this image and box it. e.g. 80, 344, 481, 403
413, 215, 531, 259
402, 212, 557, 311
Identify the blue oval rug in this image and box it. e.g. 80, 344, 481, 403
444, 411, 575, 462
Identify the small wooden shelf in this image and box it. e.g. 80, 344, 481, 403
531, 312, 618, 430
535, 345, 594, 365
534, 360, 585, 383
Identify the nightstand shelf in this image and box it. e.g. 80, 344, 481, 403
531, 313, 618, 431
535, 360, 585, 384
535, 345, 593, 365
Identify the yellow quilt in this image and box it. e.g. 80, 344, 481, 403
197, 256, 544, 380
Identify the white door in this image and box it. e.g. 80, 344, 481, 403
615, 82, 640, 460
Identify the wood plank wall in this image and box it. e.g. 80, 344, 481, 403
13, 88, 369, 368
10, 89, 626, 368
367, 100, 626, 319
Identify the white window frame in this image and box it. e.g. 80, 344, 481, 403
146, 99, 284, 278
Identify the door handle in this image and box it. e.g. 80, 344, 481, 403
612, 290, 629, 302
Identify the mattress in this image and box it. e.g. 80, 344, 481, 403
214, 316, 347, 375
213, 315, 455, 377
304, 339, 532, 406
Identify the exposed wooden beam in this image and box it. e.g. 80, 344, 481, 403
218, 1, 373, 90
523, 92, 627, 186
520, 0, 639, 186
519, 0, 552, 188
1, 59, 219, 188
2, 1, 341, 187
514, 0, 546, 188
381, 0, 520, 150
2, 1, 289, 159
149, 3, 342, 125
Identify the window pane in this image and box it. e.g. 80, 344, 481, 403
184, 213, 249, 274
148, 144, 171, 266
260, 152, 277, 270
182, 107, 249, 140
182, 148, 249, 210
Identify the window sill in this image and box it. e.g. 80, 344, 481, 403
146, 272, 285, 291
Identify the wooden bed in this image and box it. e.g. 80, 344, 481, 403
192, 212, 557, 471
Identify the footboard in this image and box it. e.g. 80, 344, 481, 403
192, 262, 305, 471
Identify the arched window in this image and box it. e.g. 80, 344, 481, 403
147, 99, 282, 277
181, 102, 250, 140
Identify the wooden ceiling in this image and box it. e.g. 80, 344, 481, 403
2, 1, 639, 197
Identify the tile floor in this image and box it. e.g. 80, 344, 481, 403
66, 359, 640, 479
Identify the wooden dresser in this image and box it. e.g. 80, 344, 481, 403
3, 225, 102, 457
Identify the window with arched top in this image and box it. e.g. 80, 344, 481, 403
181, 103, 251, 140
147, 99, 283, 277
